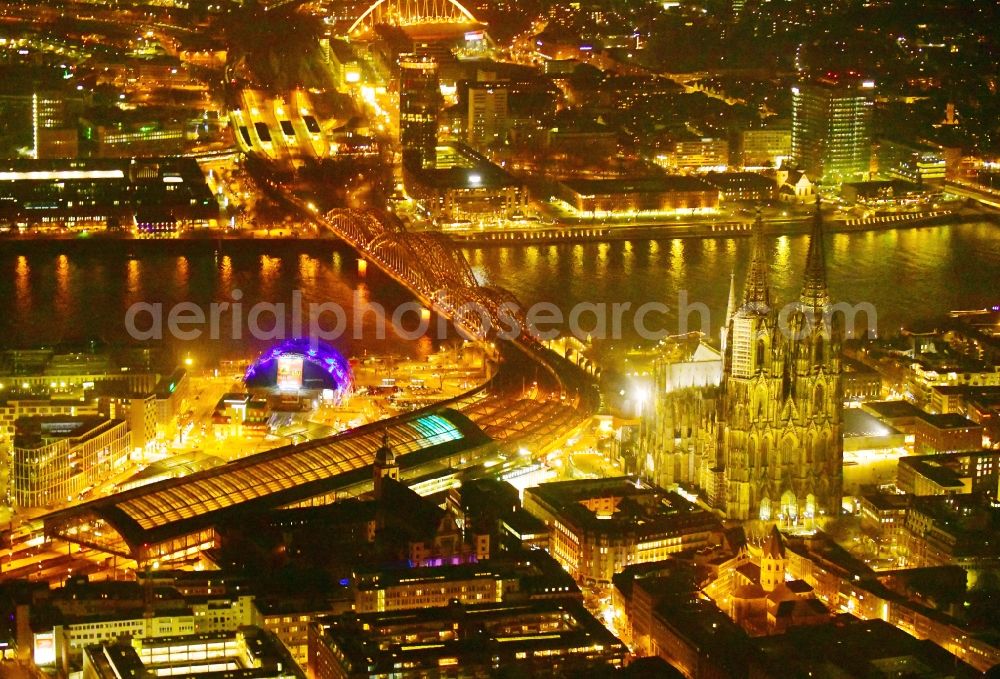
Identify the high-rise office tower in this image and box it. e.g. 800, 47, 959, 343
399, 54, 441, 168
791, 77, 873, 185
467, 85, 508, 148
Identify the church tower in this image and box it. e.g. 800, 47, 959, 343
719, 212, 787, 519
719, 204, 842, 521
760, 525, 787, 592
783, 199, 843, 519
373, 431, 398, 499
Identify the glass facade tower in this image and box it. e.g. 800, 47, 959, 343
792, 78, 873, 185
399, 54, 441, 168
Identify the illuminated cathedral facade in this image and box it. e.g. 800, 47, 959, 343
640, 204, 843, 522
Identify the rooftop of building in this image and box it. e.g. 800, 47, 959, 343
121, 450, 225, 488
154, 368, 188, 399
861, 492, 910, 512
611, 559, 699, 602
931, 384, 1000, 395
899, 455, 967, 489
559, 175, 717, 196
841, 179, 920, 194
502, 506, 548, 536
799, 74, 878, 92
862, 400, 926, 420
909, 492, 1000, 525
0, 157, 208, 185
786, 579, 814, 595
877, 136, 946, 154
762, 525, 786, 560
13, 415, 122, 449
842, 356, 879, 374
43, 407, 491, 557
902, 449, 1000, 467
354, 550, 576, 594
546, 109, 615, 134
784, 534, 875, 581
843, 409, 903, 439
265, 497, 378, 529
405, 143, 520, 190
652, 595, 752, 674
753, 615, 979, 677
916, 412, 980, 431
524, 477, 720, 537
84, 627, 304, 679
772, 597, 828, 620
314, 599, 624, 671
702, 171, 776, 190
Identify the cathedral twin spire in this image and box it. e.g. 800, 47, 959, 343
734, 200, 829, 319
718, 198, 841, 521
800, 195, 830, 311
740, 211, 772, 314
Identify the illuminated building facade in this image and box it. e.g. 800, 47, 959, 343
352, 552, 577, 613
467, 85, 508, 147
100, 393, 158, 452
398, 54, 441, 167
896, 450, 1000, 496
859, 492, 908, 549
80, 627, 301, 679
703, 171, 776, 202
522, 478, 720, 586
792, 78, 873, 184
402, 143, 526, 224
899, 494, 1000, 575
0, 90, 80, 159
739, 127, 791, 168
670, 138, 730, 170
841, 409, 907, 496
718, 207, 843, 520
0, 158, 217, 230
29, 580, 258, 672
912, 413, 983, 454
556, 176, 720, 215
0, 399, 102, 446
254, 601, 321, 674
639, 208, 843, 520
841, 357, 882, 403
877, 138, 947, 185
639, 341, 722, 491
12, 416, 130, 508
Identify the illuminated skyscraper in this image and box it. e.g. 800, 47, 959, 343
398, 54, 441, 168
792, 78, 873, 185
467, 85, 508, 148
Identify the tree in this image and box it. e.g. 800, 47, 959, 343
220, 0, 332, 92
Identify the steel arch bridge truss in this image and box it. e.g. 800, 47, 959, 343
348, 0, 478, 34
322, 208, 528, 341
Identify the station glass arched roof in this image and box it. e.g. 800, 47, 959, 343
44, 409, 490, 558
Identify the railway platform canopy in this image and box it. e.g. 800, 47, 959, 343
43, 408, 492, 565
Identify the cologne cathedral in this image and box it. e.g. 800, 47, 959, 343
639, 204, 843, 522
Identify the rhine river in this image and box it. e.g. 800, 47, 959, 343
0, 222, 997, 363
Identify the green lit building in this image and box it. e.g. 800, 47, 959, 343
791, 78, 873, 185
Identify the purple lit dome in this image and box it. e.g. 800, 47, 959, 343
243, 338, 353, 392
